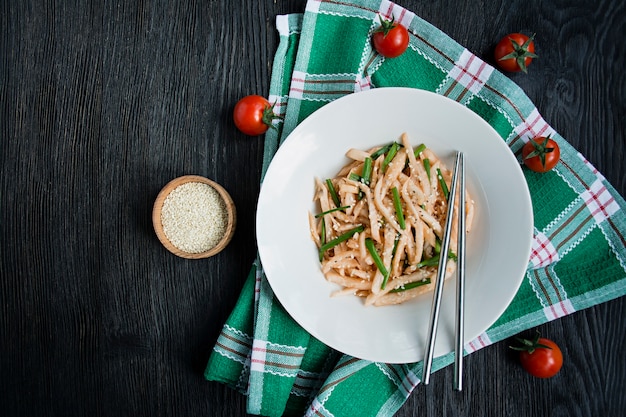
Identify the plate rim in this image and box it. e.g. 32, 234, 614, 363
256, 87, 533, 363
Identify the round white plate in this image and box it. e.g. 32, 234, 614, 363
256, 87, 533, 364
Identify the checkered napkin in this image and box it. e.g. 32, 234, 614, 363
205, 1, 626, 416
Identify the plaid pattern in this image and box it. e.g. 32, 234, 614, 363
204, 2, 626, 416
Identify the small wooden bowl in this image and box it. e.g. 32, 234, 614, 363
152, 175, 236, 259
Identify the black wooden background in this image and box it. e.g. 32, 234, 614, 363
1, 0, 625, 416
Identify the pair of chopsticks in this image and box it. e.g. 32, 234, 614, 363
421, 151, 466, 391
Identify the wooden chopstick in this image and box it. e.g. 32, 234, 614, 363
421, 151, 463, 386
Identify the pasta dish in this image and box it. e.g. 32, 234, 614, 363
309, 133, 473, 306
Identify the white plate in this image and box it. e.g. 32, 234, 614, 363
256, 88, 532, 364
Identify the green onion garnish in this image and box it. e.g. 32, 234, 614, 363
326, 179, 341, 207
382, 142, 401, 172
370, 143, 394, 160
382, 234, 402, 290
315, 206, 351, 218
319, 225, 364, 260
391, 187, 405, 229
414, 143, 426, 157
436, 168, 449, 200
365, 238, 390, 287
390, 279, 431, 293
423, 158, 431, 182
362, 157, 373, 185
415, 256, 440, 268
349, 158, 373, 200
415, 251, 457, 268
392, 233, 401, 257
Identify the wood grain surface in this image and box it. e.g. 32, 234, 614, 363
1, 1, 624, 416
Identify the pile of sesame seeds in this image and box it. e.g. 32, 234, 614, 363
160, 182, 228, 254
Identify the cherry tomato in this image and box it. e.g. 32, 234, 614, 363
522, 136, 560, 172
511, 332, 563, 378
372, 15, 409, 58
233, 95, 279, 136
494, 33, 537, 73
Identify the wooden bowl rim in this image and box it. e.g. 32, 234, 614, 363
152, 175, 237, 259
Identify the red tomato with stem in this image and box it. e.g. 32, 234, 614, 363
522, 135, 560, 172
233, 95, 281, 136
372, 15, 409, 58
494, 33, 537, 73
511, 332, 563, 378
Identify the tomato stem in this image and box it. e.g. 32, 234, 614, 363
524, 134, 555, 169
498, 33, 538, 73
261, 101, 283, 130
376, 14, 397, 37
509, 331, 553, 354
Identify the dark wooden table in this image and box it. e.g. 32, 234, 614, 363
2, 1, 624, 416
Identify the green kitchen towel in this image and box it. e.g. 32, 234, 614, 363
205, 2, 626, 416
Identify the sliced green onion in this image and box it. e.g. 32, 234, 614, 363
415, 251, 457, 268
390, 279, 432, 293
382, 234, 402, 290
423, 158, 431, 182
349, 158, 373, 200
365, 238, 390, 286
326, 179, 341, 207
434, 238, 441, 254
414, 143, 426, 157
315, 206, 351, 218
391, 187, 405, 229
319, 225, 364, 259
370, 143, 394, 160
436, 168, 449, 200
392, 232, 401, 257
415, 256, 440, 268
362, 157, 373, 185
381, 142, 401, 172
381, 274, 390, 290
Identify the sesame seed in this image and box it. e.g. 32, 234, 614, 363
160, 182, 228, 253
